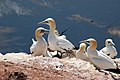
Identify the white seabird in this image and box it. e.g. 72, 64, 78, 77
38, 18, 75, 57
81, 38, 118, 71
76, 43, 89, 61
54, 29, 66, 39
100, 39, 118, 58
30, 27, 49, 56
47, 29, 67, 58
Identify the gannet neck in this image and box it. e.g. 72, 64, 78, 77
79, 47, 85, 54
89, 40, 97, 50
79, 43, 86, 54
35, 30, 43, 41
49, 20, 56, 32
105, 39, 109, 47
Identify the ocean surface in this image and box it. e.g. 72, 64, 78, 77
0, 0, 120, 57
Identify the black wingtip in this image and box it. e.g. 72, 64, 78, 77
59, 29, 68, 36
105, 68, 120, 74
52, 51, 62, 59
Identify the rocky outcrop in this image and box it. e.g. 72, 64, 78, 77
0, 53, 119, 80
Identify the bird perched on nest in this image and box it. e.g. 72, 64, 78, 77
100, 39, 118, 58
38, 18, 76, 58
47, 29, 67, 58
81, 38, 120, 74
76, 43, 89, 61
30, 27, 49, 57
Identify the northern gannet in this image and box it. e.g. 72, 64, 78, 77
81, 38, 120, 73
100, 39, 118, 58
47, 29, 67, 58
30, 27, 49, 56
76, 43, 89, 61
46, 30, 66, 58
47, 29, 66, 58
38, 18, 75, 57
54, 29, 66, 39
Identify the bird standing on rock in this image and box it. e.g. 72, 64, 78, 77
38, 18, 76, 58
100, 39, 118, 58
81, 38, 120, 73
76, 43, 89, 61
30, 27, 49, 57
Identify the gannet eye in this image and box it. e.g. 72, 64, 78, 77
86, 41, 90, 44
86, 41, 90, 43
45, 21, 49, 23
108, 41, 111, 43
41, 30, 45, 33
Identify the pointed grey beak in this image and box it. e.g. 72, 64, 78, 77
111, 42, 115, 46
38, 21, 48, 25
80, 40, 89, 44
42, 29, 49, 33
79, 40, 86, 43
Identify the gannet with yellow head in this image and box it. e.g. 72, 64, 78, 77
76, 43, 89, 61
81, 38, 117, 70
38, 18, 75, 57
100, 39, 118, 58
30, 27, 49, 56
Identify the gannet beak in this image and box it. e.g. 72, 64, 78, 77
111, 42, 115, 46
80, 40, 86, 43
42, 29, 49, 33
38, 21, 48, 25
80, 40, 89, 44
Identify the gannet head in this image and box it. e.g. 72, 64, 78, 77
80, 43, 86, 49
81, 38, 97, 50
79, 43, 86, 53
38, 18, 56, 31
54, 29, 59, 35
35, 27, 49, 40
105, 39, 115, 47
